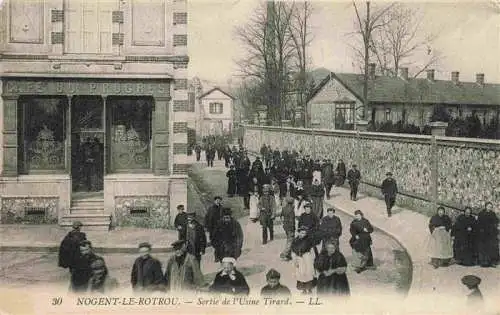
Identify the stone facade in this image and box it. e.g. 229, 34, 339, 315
114, 196, 170, 229
1, 197, 59, 224
244, 125, 500, 214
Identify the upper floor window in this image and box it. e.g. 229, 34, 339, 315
209, 102, 223, 114
385, 108, 392, 121
65, 0, 113, 54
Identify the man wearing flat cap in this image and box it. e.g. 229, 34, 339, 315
461, 275, 483, 308
70, 240, 108, 293
185, 210, 207, 264
204, 196, 224, 251
347, 164, 361, 201
131, 242, 164, 292
164, 240, 204, 293
58, 221, 87, 273
174, 204, 188, 240
209, 257, 250, 295
260, 269, 291, 297
211, 207, 244, 262
381, 172, 398, 217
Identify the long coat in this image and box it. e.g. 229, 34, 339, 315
476, 210, 500, 266
310, 184, 325, 218
185, 220, 207, 260
314, 250, 350, 296
349, 218, 373, 253
319, 215, 342, 244
164, 253, 204, 292
131, 255, 164, 291
258, 194, 276, 226
209, 268, 250, 295
58, 230, 87, 269
212, 219, 244, 261
204, 204, 223, 238
321, 163, 335, 185
451, 214, 477, 266
70, 253, 106, 292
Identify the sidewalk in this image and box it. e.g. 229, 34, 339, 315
324, 185, 500, 301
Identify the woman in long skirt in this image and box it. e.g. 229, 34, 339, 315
451, 207, 478, 266
314, 240, 350, 296
249, 189, 260, 223
291, 226, 317, 294
476, 202, 499, 267
427, 206, 453, 268
349, 210, 374, 273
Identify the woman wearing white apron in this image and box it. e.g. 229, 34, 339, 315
427, 206, 453, 268
249, 189, 260, 223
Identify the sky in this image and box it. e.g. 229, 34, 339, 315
188, 0, 500, 85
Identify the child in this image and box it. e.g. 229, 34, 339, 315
249, 188, 260, 223
461, 275, 483, 309
260, 269, 291, 297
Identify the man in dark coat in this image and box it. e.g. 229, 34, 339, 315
336, 159, 347, 186
226, 165, 238, 197
452, 207, 478, 266
298, 203, 320, 243
322, 159, 335, 199
194, 143, 202, 161
381, 172, 398, 217
347, 164, 361, 201
185, 210, 207, 264
260, 269, 291, 297
131, 242, 164, 292
258, 184, 276, 245
70, 240, 108, 293
211, 208, 244, 262
164, 240, 204, 293
476, 202, 499, 267
280, 197, 296, 261
204, 196, 224, 248
209, 257, 250, 295
58, 221, 87, 271
319, 208, 342, 251
174, 204, 188, 240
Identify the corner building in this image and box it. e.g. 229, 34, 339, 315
0, 0, 190, 230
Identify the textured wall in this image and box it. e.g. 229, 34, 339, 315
1, 197, 59, 224
244, 126, 500, 213
114, 196, 170, 228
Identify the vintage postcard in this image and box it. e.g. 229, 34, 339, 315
0, 0, 499, 314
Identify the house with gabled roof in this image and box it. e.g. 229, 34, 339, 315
198, 87, 235, 137
307, 63, 500, 130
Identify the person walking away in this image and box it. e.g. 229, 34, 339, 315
260, 269, 291, 297
310, 178, 325, 218
319, 208, 342, 251
461, 275, 484, 311
476, 202, 499, 267
336, 159, 347, 186
226, 165, 237, 197
322, 159, 335, 199
314, 240, 350, 296
291, 226, 318, 294
211, 207, 244, 262
224, 145, 232, 168
194, 143, 201, 161
427, 206, 453, 268
258, 184, 277, 245
204, 196, 223, 255
347, 164, 361, 201
209, 257, 250, 295
58, 221, 86, 273
280, 197, 296, 261
349, 210, 375, 273
381, 172, 398, 217
174, 204, 188, 240
249, 188, 260, 223
185, 210, 207, 264
131, 242, 164, 292
164, 240, 204, 294
70, 240, 107, 293
452, 207, 478, 266
239, 170, 251, 210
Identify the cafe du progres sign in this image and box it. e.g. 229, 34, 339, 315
2, 79, 171, 97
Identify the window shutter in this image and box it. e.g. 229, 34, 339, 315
98, 1, 113, 53
153, 97, 170, 175
65, 1, 82, 53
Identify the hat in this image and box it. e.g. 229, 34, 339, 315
138, 242, 152, 250
79, 240, 92, 247
72, 221, 83, 228
171, 240, 186, 250
303, 202, 312, 208
461, 275, 481, 287
352, 164, 357, 167
354, 210, 363, 216
221, 257, 236, 264
222, 207, 232, 216
177, 204, 185, 210
386, 172, 393, 176
266, 268, 281, 280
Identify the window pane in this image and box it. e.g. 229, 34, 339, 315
110, 98, 152, 171
23, 97, 66, 172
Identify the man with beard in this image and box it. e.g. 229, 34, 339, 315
322, 159, 335, 199
70, 240, 107, 293
476, 202, 499, 267
209, 257, 250, 295
319, 208, 342, 251
131, 242, 164, 292
185, 210, 207, 264
59, 221, 87, 272
164, 240, 204, 293
260, 269, 291, 297
204, 196, 224, 252
381, 172, 398, 217
347, 164, 361, 201
211, 208, 244, 262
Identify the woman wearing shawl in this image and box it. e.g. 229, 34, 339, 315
349, 210, 374, 273
427, 206, 453, 268
291, 226, 317, 294
314, 240, 350, 296
476, 201, 499, 267
452, 207, 478, 266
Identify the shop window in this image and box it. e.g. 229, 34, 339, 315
18, 96, 67, 173
109, 98, 152, 172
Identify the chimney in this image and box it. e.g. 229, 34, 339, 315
400, 67, 408, 80
369, 63, 376, 79
426, 69, 435, 81
476, 73, 485, 85
451, 71, 459, 84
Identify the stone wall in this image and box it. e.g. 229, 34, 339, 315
244, 125, 500, 215
1, 197, 59, 224
114, 196, 170, 228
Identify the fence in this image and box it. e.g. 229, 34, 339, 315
242, 124, 500, 217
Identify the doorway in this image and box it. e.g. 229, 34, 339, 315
71, 96, 105, 194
